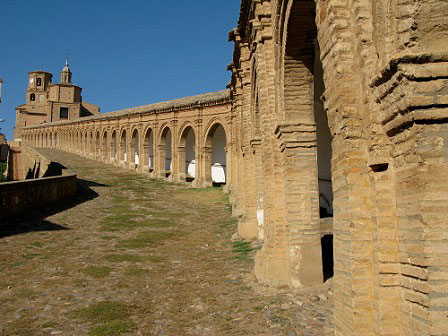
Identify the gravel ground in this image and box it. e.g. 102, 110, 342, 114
0, 149, 333, 336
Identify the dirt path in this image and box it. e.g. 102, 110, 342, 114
0, 149, 333, 336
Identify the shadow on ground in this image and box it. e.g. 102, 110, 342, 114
0, 178, 108, 238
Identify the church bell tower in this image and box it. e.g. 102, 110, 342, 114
60, 58, 72, 84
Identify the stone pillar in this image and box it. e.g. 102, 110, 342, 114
157, 131, 166, 179
194, 117, 205, 187
125, 127, 131, 169
200, 145, 213, 187
238, 141, 259, 240
176, 145, 186, 182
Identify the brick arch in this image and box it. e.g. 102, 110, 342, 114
131, 128, 140, 166
119, 128, 128, 163
94, 130, 101, 158
110, 129, 118, 161
118, 126, 128, 139
253, 0, 334, 290
102, 129, 109, 161
129, 124, 140, 137
278, 0, 317, 124
177, 121, 195, 144
142, 126, 155, 173
83, 130, 89, 154
142, 124, 154, 140
203, 121, 228, 186
158, 124, 173, 176
86, 130, 91, 155
158, 123, 171, 141
203, 118, 229, 147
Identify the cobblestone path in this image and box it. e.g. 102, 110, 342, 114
0, 149, 333, 336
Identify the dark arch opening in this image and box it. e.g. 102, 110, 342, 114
132, 129, 139, 169
111, 130, 117, 161
120, 130, 127, 163
179, 126, 196, 182
160, 127, 172, 178
102, 131, 108, 161
144, 128, 154, 173
95, 131, 100, 158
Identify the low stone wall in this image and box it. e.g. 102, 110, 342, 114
20, 144, 54, 179
0, 173, 76, 223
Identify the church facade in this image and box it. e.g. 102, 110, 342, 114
14, 60, 100, 140
16, 0, 448, 335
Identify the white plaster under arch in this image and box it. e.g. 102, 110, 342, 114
211, 124, 226, 183
133, 131, 139, 166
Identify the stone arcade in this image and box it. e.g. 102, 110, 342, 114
16, 1, 448, 335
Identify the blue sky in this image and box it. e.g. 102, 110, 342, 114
0, 1, 240, 139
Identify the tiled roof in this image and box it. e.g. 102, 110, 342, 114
23, 90, 231, 128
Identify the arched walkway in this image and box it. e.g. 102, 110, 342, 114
131, 129, 140, 169
143, 128, 154, 173
95, 131, 100, 159
119, 129, 127, 165
178, 126, 196, 182
205, 123, 227, 185
102, 131, 109, 162
159, 127, 172, 178
111, 130, 117, 162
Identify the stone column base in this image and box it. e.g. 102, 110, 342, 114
238, 218, 258, 240
255, 242, 323, 288
255, 247, 290, 288
287, 242, 323, 288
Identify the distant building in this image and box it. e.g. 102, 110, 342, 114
14, 59, 100, 140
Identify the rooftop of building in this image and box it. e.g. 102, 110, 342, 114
21, 89, 231, 129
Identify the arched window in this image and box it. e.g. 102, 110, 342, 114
36, 78, 42, 86
30, 93, 35, 101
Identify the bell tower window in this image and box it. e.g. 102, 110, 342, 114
60, 107, 69, 119
30, 93, 36, 101
36, 78, 42, 86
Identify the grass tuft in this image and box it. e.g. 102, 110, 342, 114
124, 266, 150, 277
72, 301, 135, 336
105, 254, 142, 263
22, 253, 41, 260
71, 301, 130, 323
232, 241, 254, 261
88, 321, 135, 336
117, 231, 175, 249
147, 255, 166, 263
83, 266, 112, 278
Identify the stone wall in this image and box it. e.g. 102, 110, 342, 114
5, 143, 57, 181
0, 174, 76, 223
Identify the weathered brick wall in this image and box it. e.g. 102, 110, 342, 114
230, 0, 448, 335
